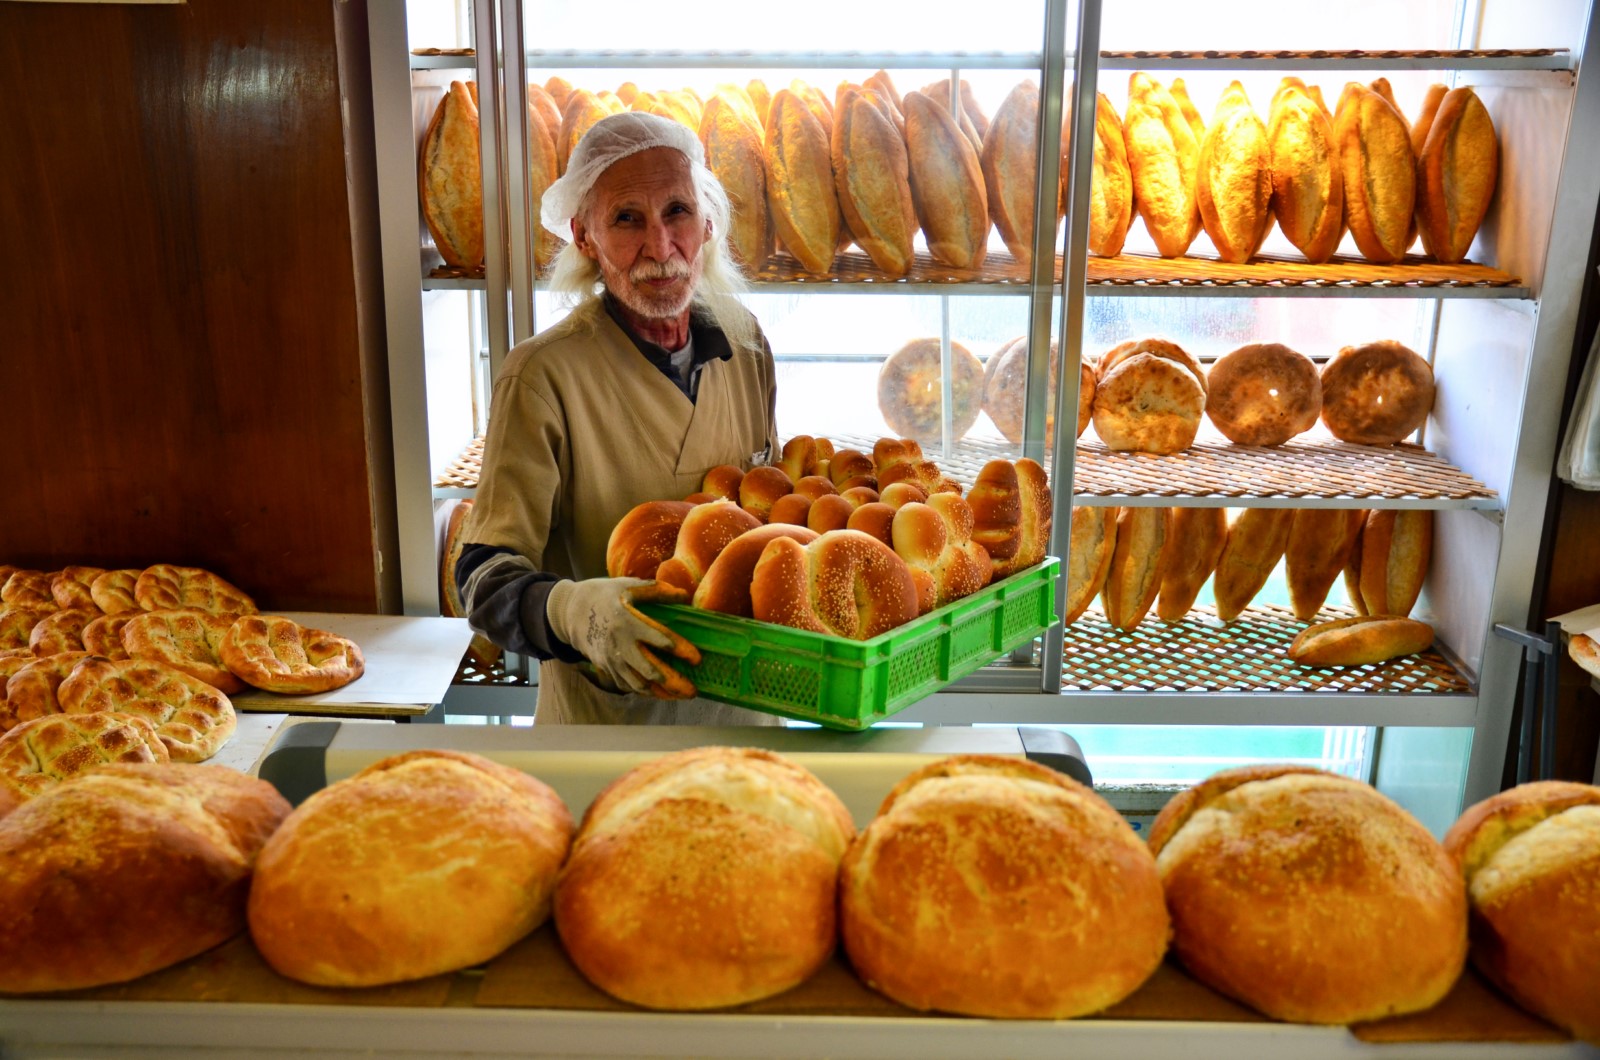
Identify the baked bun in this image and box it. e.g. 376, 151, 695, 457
1065, 505, 1118, 623
1100, 507, 1171, 631
841, 755, 1169, 1018
750, 529, 918, 639
845, 501, 897, 547
1320, 340, 1435, 445
1442, 781, 1600, 1043
220, 615, 366, 695
0, 711, 168, 817
122, 608, 246, 695
418, 81, 485, 268
776, 436, 821, 482
1123, 73, 1202, 258
877, 337, 985, 444
827, 448, 876, 490
967, 459, 1022, 565
1286, 508, 1366, 621
1356, 508, 1432, 617
699, 92, 772, 271
805, 493, 854, 533
692, 523, 819, 617
1156, 506, 1227, 623
700, 464, 745, 501
0, 606, 50, 652
832, 86, 918, 276
134, 564, 257, 616
903, 89, 988, 269
891, 495, 993, 613
766, 493, 812, 526
1092, 352, 1205, 455
654, 499, 763, 594
1098, 337, 1208, 397
80, 612, 136, 660
791, 474, 838, 502
1416, 87, 1498, 264
991, 458, 1052, 579
59, 657, 236, 763
0, 763, 290, 993
605, 501, 695, 580
1205, 343, 1322, 446
555, 746, 854, 1009
249, 750, 572, 987
738, 464, 794, 521
1087, 92, 1135, 257
1268, 78, 1344, 264
981, 81, 1043, 267
1197, 81, 1272, 264
89, 568, 144, 614
1150, 765, 1467, 1024
1335, 84, 1416, 264
765, 88, 840, 275
1211, 507, 1294, 623
28, 607, 95, 656
50, 567, 104, 612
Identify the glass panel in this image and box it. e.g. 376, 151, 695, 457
1011, 723, 1372, 784
1098, 0, 1460, 53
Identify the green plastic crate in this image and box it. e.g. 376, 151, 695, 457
636, 558, 1058, 730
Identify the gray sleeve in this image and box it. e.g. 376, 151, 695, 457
457, 544, 584, 663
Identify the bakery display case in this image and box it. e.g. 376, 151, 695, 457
370, 0, 1600, 827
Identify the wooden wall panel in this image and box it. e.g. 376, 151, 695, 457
0, 0, 385, 612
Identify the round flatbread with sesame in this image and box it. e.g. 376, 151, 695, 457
221, 615, 365, 695
58, 657, 235, 763
1, 572, 57, 611
0, 607, 53, 652
134, 565, 257, 616
50, 567, 105, 612
0, 712, 169, 817
121, 609, 245, 694
2, 652, 91, 733
29, 608, 97, 657
81, 612, 138, 660
90, 568, 145, 615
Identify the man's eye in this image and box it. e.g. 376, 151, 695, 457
612, 211, 638, 225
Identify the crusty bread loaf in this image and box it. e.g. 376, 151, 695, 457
1169, 78, 1207, 143
1124, 73, 1203, 258
700, 464, 745, 502
1572, 633, 1600, 680
605, 500, 695, 580
544, 76, 573, 111
746, 78, 772, 130
525, 98, 561, 269
0, 763, 290, 993
1196, 81, 1272, 264
1100, 507, 1171, 631
134, 564, 257, 616
701, 92, 773, 271
1289, 615, 1434, 666
220, 615, 365, 696
122, 608, 246, 695
527, 82, 564, 148
1268, 78, 1344, 263
877, 337, 985, 445
1416, 87, 1498, 264
249, 750, 571, 987
653, 499, 764, 594
833, 86, 918, 276
1092, 352, 1205, 455
419, 81, 485, 268
1286, 507, 1366, 621
1156, 506, 1227, 623
1356, 508, 1432, 617
1065, 505, 1118, 624
1204, 342, 1321, 447
556, 746, 854, 1009
557, 89, 612, 175
903, 89, 989, 269
1098, 337, 1207, 396
693, 523, 819, 617
840, 754, 1168, 1018
765, 89, 840, 275
1150, 765, 1467, 1024
982, 337, 1091, 444
993, 458, 1052, 579
1444, 782, 1600, 1043
1410, 83, 1448, 160
1086, 92, 1135, 257
1320, 340, 1435, 445
0, 711, 169, 817
1335, 84, 1416, 264
1212, 507, 1293, 622
981, 81, 1043, 268
751, 529, 918, 639
737, 465, 794, 522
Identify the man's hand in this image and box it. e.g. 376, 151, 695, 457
545, 577, 701, 699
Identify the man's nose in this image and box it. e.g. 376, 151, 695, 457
641, 217, 674, 259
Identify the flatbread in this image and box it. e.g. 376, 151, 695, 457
50, 567, 105, 612
121, 609, 245, 694
134, 565, 258, 616
0, 607, 53, 652
57, 658, 236, 763
89, 568, 145, 615
1, 652, 91, 733
1091, 353, 1205, 454
220, 615, 365, 695
28, 608, 97, 657
1, 571, 57, 611
0, 712, 169, 817
81, 613, 138, 660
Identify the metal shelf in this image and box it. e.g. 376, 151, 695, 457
1096, 47, 1571, 71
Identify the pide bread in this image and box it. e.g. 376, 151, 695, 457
58, 657, 236, 763
28, 607, 95, 656
1212, 507, 1293, 623
219, 615, 365, 696
751, 529, 919, 639
0, 711, 169, 817
1285, 507, 1366, 621
700, 92, 772, 271
903, 89, 988, 269
1100, 506, 1171, 631
692, 523, 819, 617
134, 564, 257, 616
765, 88, 840, 276
122, 608, 245, 695
1334, 84, 1416, 264
654, 499, 763, 593
248, 750, 573, 987
0, 606, 52, 652
80, 612, 136, 660
3, 652, 90, 732
1087, 92, 1135, 257
1092, 352, 1205, 455
1204, 343, 1321, 447
840, 755, 1168, 1019
981, 81, 1043, 268
876, 337, 985, 445
1149, 765, 1467, 1024
1064, 505, 1118, 623
1416, 87, 1498, 264
1357, 508, 1432, 617
418, 81, 485, 268
1268, 78, 1344, 263
1196, 81, 1272, 264
50, 566, 104, 612
1442, 781, 1600, 1043
0, 763, 290, 994
832, 87, 918, 276
89, 568, 144, 614
1288, 615, 1434, 666
1156, 506, 1227, 623
1123, 73, 1203, 258
1320, 340, 1435, 445
555, 747, 854, 1010
1, 570, 56, 610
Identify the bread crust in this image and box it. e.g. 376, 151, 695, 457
28, 607, 95, 657
765, 89, 840, 275
983, 337, 1080, 443
1196, 81, 1272, 263
1212, 507, 1293, 622
1205, 342, 1321, 446
122, 608, 246, 695
737, 465, 795, 522
1084, 92, 1135, 257
89, 568, 144, 615
1572, 633, 1600, 681
1286, 507, 1366, 621
0, 711, 169, 817
1124, 74, 1202, 258
992, 458, 1052, 578
59, 657, 235, 762
967, 459, 1022, 564
903, 90, 989, 269
1092, 352, 1205, 455
3, 651, 90, 732
1334, 84, 1416, 264
701, 93, 772, 271
1416, 87, 1498, 264
1098, 337, 1207, 396
1156, 506, 1227, 623
1100, 507, 1171, 631
877, 337, 985, 445
1357, 508, 1432, 617
751, 530, 918, 639
81, 612, 137, 660
1320, 340, 1435, 445
832, 87, 918, 276
692, 523, 818, 617
1, 571, 56, 610
418, 81, 485, 268
0, 605, 51, 653
219, 616, 364, 696
654, 500, 763, 593
1288, 615, 1434, 666
134, 564, 257, 616
50, 567, 103, 612
557, 89, 612, 175
981, 82, 1043, 268
1064, 506, 1117, 623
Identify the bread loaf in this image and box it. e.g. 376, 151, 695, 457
0, 763, 290, 993
792, 473, 838, 501
738, 464, 794, 521
1319, 340, 1435, 445
527, 82, 564, 147
80, 612, 136, 660
993, 458, 1052, 579
558, 90, 613, 175
1334, 84, 1416, 264
1357, 508, 1432, 617
0, 711, 169, 817
556, 747, 854, 1009
1149, 765, 1466, 1024
89, 568, 143, 614
1204, 342, 1321, 447
654, 499, 763, 594
605, 500, 694, 580
1442, 781, 1600, 1043
526, 97, 561, 269
967, 459, 1022, 565
891, 495, 993, 612
1409, 83, 1448, 160
766, 493, 811, 526
1100, 507, 1171, 631
1087, 92, 1135, 257
1098, 337, 1207, 396
0, 605, 50, 651
1212, 507, 1293, 622
746, 79, 772, 130
1288, 615, 1434, 666
419, 81, 485, 268
833, 86, 918, 276
920, 77, 988, 150
1092, 352, 1205, 455
1196, 81, 1272, 264
1285, 507, 1366, 621
692, 523, 818, 617
134, 564, 257, 616
3, 651, 89, 731
49, 566, 103, 612
765, 89, 840, 275
1156, 506, 1227, 623
1268, 78, 1345, 263
700, 464, 745, 501
122, 608, 246, 695
1169, 78, 1207, 143
876, 337, 985, 445
543, 76, 573, 111
1124, 73, 1203, 258
28, 607, 94, 656
1416, 87, 1498, 264
250, 750, 571, 987
1572, 633, 1600, 680
903, 90, 989, 269
751, 529, 918, 639
983, 337, 1092, 444
806, 493, 854, 533
700, 93, 772, 271
981, 81, 1043, 268
1065, 505, 1117, 624
840, 755, 1168, 1018
219, 616, 365, 696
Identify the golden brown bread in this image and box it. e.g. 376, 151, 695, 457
440, 499, 473, 617
1087, 92, 1135, 257
832, 86, 918, 276
692, 523, 819, 618
845, 501, 897, 547
902, 89, 989, 269
80, 612, 136, 660
418, 81, 485, 268
806, 494, 853, 534
919, 77, 988, 150
3, 651, 90, 732
1123, 73, 1203, 258
89, 568, 143, 614
737, 464, 795, 521
1091, 352, 1205, 455
134, 564, 257, 616
840, 754, 1168, 1019
1204, 342, 1321, 447
1334, 84, 1416, 264
700, 92, 772, 271
1286, 507, 1366, 621
219, 616, 364, 696
700, 463, 745, 501
1319, 339, 1435, 445
750, 529, 918, 639
1357, 508, 1432, 617
1212, 507, 1293, 622
527, 82, 564, 147
1099, 507, 1171, 631
543, 76, 572, 111
1, 571, 56, 610
993, 458, 1052, 579
876, 337, 985, 445
1416, 87, 1498, 264
653, 499, 763, 594
0, 711, 169, 817
1444, 783, 1600, 1043
746, 78, 772, 130
249, 750, 571, 987
56, 657, 234, 763
966, 459, 1022, 565
605, 500, 695, 580
1156, 506, 1227, 623
766, 493, 812, 526
1150, 765, 1467, 1024
1169, 78, 1207, 144
122, 608, 245, 695
1268, 77, 1345, 263
556, 747, 854, 1009
49, 566, 103, 612
1065, 506, 1118, 623
28, 606, 94, 656
0, 763, 290, 993
764, 89, 840, 276
983, 337, 1093, 444
981, 81, 1043, 268
0, 605, 50, 652
792, 473, 838, 502
526, 98, 561, 269
1098, 337, 1207, 396
776, 435, 821, 482
1410, 83, 1448, 160
557, 89, 613, 175
890, 495, 993, 612
1196, 81, 1272, 264
1289, 615, 1434, 667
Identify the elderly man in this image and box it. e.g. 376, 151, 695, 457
455, 111, 780, 725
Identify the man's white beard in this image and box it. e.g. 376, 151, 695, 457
614, 259, 696, 321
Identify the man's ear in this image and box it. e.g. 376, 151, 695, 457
702, 217, 713, 245
571, 218, 598, 260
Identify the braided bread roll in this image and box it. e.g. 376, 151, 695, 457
750, 530, 918, 640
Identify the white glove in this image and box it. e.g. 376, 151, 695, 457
545, 577, 701, 698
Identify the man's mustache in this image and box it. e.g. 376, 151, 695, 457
631, 260, 690, 282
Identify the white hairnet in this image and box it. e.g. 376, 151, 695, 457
539, 111, 728, 241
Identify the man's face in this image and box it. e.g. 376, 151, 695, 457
571, 147, 711, 322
